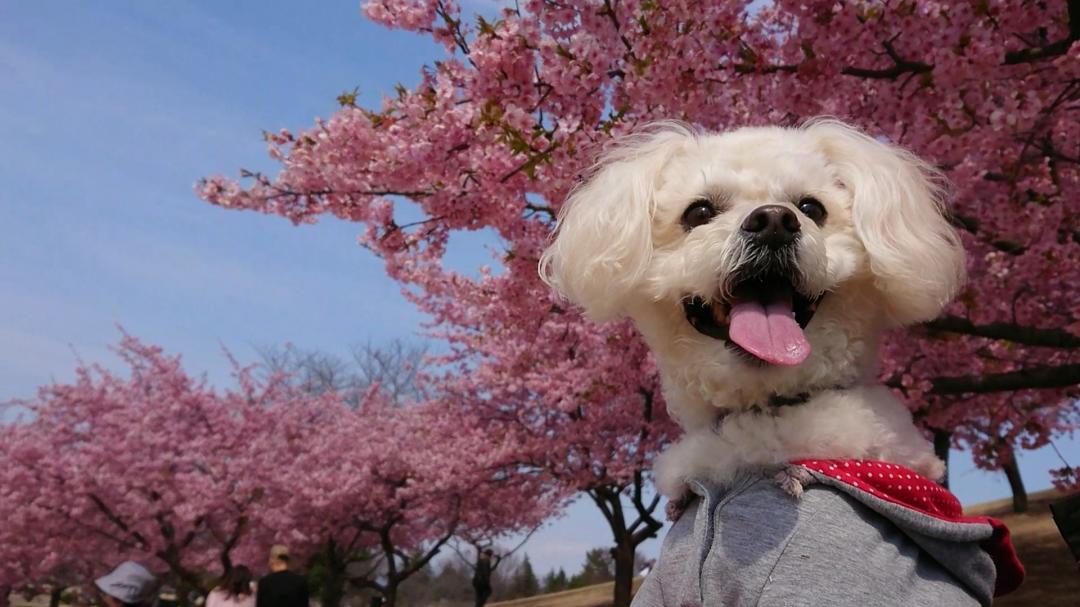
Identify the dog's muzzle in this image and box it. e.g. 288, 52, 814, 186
682, 250, 823, 368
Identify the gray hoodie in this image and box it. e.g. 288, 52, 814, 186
632, 461, 1023, 607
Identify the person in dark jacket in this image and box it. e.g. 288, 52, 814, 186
471, 549, 494, 607
256, 546, 308, 607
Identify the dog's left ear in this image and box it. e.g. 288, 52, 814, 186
806, 120, 966, 326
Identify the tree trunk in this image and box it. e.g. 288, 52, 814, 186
219, 552, 234, 579
1002, 457, 1028, 513
382, 585, 396, 607
932, 428, 951, 488
320, 571, 345, 607
587, 479, 662, 607
49, 587, 63, 607
319, 543, 347, 607
175, 582, 194, 607
611, 540, 635, 607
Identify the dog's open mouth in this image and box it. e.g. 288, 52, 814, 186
682, 276, 823, 367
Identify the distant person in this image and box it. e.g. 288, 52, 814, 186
94, 561, 158, 607
472, 549, 494, 607
256, 546, 308, 607
207, 566, 255, 607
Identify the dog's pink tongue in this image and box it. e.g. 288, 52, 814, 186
729, 298, 811, 366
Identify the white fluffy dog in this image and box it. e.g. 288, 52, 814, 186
540, 119, 964, 499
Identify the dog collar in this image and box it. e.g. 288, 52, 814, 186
763, 383, 856, 409
765, 391, 815, 407
713, 385, 853, 431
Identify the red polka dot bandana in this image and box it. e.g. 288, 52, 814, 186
795, 459, 960, 517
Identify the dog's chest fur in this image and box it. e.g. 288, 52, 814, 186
653, 384, 944, 500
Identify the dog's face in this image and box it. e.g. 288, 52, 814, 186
541, 121, 965, 429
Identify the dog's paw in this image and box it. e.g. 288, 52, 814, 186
922, 456, 947, 483
774, 465, 815, 498
665, 493, 694, 521
902, 452, 948, 483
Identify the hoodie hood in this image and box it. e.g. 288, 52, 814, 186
793, 458, 1025, 600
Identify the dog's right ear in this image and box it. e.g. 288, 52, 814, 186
539, 123, 693, 320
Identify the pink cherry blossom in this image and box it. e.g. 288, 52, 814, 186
0, 336, 550, 607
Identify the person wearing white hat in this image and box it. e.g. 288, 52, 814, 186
94, 561, 158, 607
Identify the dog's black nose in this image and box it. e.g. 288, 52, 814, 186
740, 205, 800, 248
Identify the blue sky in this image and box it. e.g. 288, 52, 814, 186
1, 0, 1074, 578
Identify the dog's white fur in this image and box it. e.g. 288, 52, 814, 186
540, 119, 964, 498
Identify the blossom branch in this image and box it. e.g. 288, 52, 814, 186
890, 362, 1080, 396
923, 316, 1080, 348
1004, 0, 1080, 64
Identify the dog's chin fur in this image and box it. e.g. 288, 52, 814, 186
541, 119, 967, 498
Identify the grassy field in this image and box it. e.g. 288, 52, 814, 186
488, 579, 645, 607
966, 489, 1079, 607
491, 489, 1078, 607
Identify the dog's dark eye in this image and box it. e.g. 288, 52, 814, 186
797, 196, 827, 225
681, 200, 717, 230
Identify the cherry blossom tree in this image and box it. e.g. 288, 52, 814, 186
0, 429, 91, 600
200, 0, 1080, 600
944, 392, 1080, 511
279, 398, 457, 607
0, 336, 552, 607
276, 394, 558, 607
0, 335, 301, 597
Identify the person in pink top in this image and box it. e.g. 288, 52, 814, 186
206, 566, 256, 607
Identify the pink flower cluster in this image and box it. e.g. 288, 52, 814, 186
0, 335, 555, 598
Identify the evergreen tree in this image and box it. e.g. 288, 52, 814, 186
540, 570, 556, 594
555, 568, 569, 591
540, 567, 571, 594
510, 555, 540, 598
547, 568, 569, 593
570, 548, 615, 588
